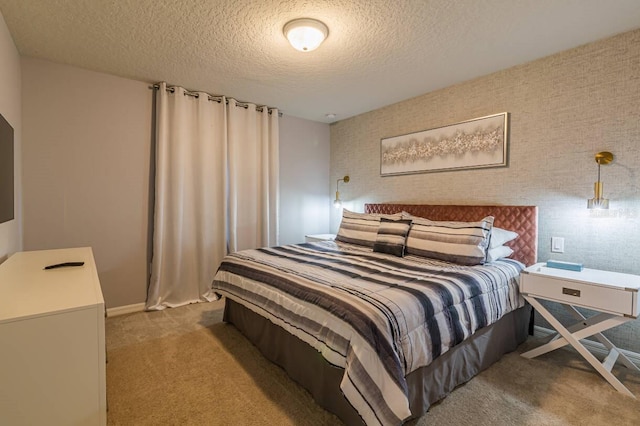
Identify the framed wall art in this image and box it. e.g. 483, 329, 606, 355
380, 112, 508, 176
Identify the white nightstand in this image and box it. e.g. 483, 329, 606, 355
305, 233, 336, 243
520, 263, 640, 397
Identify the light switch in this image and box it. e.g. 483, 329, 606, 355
551, 237, 565, 253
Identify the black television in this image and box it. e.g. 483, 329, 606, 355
0, 113, 14, 224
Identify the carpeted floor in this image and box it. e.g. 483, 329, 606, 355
105, 300, 640, 425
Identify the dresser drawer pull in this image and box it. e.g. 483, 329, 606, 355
562, 287, 581, 297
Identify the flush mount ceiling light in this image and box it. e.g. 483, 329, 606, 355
283, 18, 328, 52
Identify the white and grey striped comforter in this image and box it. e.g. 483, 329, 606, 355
212, 241, 524, 425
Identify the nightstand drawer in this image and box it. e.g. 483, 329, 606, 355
521, 272, 637, 317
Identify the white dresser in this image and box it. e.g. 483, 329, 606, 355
0, 247, 107, 425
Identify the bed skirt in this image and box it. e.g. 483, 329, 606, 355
223, 298, 531, 425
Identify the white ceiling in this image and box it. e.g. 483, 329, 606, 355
1, 0, 639, 123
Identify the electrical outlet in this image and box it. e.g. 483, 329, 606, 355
551, 237, 565, 253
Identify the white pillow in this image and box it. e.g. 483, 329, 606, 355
487, 245, 514, 262
490, 227, 518, 249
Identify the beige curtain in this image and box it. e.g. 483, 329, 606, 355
227, 98, 279, 252
147, 83, 279, 310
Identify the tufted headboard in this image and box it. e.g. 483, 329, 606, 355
364, 203, 538, 266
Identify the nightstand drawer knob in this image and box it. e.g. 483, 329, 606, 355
562, 287, 581, 297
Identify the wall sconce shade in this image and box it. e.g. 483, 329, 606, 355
283, 18, 329, 52
587, 151, 613, 209
334, 175, 350, 208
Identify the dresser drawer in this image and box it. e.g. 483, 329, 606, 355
520, 272, 638, 317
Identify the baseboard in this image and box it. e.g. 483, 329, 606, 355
533, 325, 640, 368
106, 302, 146, 317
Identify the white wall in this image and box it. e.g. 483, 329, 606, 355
279, 115, 330, 245
0, 11, 22, 262
331, 29, 640, 274
21, 58, 153, 308
20, 57, 331, 308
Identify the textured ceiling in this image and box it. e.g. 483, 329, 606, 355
1, 0, 640, 123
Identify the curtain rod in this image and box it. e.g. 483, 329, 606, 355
149, 84, 282, 116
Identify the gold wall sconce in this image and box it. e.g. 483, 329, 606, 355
587, 151, 613, 209
334, 175, 350, 208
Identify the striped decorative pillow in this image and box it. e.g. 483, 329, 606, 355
373, 218, 413, 257
335, 209, 402, 248
405, 216, 494, 265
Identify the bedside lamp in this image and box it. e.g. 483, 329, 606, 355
587, 151, 613, 209
334, 175, 350, 208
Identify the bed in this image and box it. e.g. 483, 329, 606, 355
212, 203, 538, 425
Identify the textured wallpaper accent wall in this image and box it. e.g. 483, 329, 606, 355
330, 29, 640, 351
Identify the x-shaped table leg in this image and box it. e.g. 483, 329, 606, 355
522, 295, 636, 398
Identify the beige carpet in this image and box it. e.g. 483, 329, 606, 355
106, 300, 640, 425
